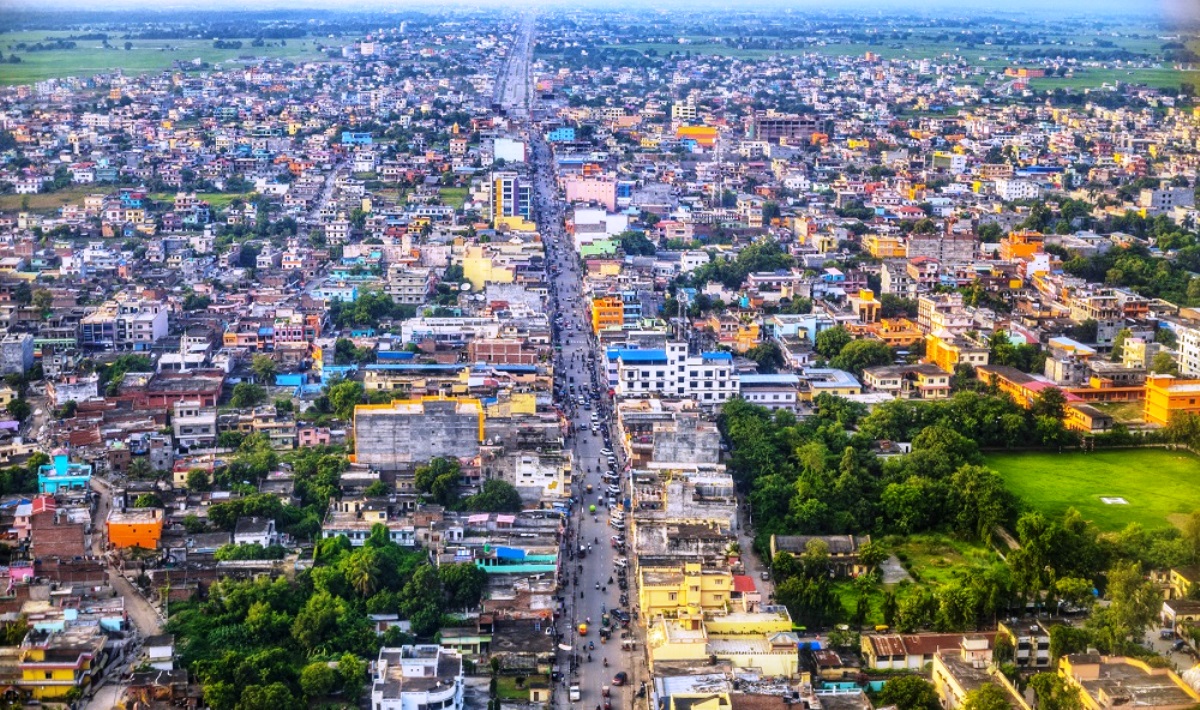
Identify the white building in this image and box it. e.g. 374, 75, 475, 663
994, 179, 1041, 202
372, 646, 464, 710
610, 342, 739, 406
493, 137, 527, 164
1176, 324, 1200, 377
172, 400, 217, 450
738, 374, 799, 410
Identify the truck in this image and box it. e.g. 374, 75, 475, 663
569, 686, 581, 702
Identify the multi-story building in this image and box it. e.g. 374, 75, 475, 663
611, 343, 738, 406
0, 333, 34, 375
371, 646, 464, 710
489, 171, 534, 231
37, 452, 92, 495
18, 626, 107, 700
173, 400, 217, 450
1144, 375, 1200, 426
862, 364, 951, 399
79, 297, 168, 351
907, 233, 977, 264
1140, 187, 1195, 216
638, 562, 735, 622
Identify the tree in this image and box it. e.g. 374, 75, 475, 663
439, 562, 488, 608
5, 398, 30, 422
1031, 386, 1067, 421
251, 355, 277, 385
133, 493, 163, 508
344, 547, 381, 598
300, 661, 337, 698
31, 288, 52, 316
877, 675, 940, 710
338, 653, 367, 701
464, 479, 523, 512
363, 480, 390, 497
1110, 328, 1132, 362
414, 457, 461, 507
231, 382, 267, 408
618, 230, 657, 256
1029, 672, 1083, 710
1151, 351, 1180, 375
328, 380, 365, 420
746, 341, 786, 374
963, 683, 1013, 710
815, 326, 851, 358
186, 469, 210, 492
830, 339, 893, 376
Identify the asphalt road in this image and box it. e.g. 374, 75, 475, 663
530, 133, 637, 708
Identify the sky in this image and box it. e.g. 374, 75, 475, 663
0, 0, 1183, 15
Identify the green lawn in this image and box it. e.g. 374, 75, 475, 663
0, 34, 326, 85
439, 187, 469, 209
984, 449, 1200, 531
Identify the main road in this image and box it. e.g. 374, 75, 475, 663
497, 14, 639, 710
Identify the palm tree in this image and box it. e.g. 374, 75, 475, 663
344, 549, 380, 598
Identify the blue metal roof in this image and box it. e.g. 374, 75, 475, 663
700, 352, 732, 361
616, 349, 668, 364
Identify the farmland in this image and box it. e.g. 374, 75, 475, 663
0, 31, 326, 85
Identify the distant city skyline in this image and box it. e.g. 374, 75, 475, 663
0, 0, 1181, 17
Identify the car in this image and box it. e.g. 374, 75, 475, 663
607, 485, 621, 494
760, 571, 770, 581
600, 448, 613, 456
612, 672, 628, 686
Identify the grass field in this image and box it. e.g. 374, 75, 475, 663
439, 187, 469, 209
984, 449, 1200, 531
0, 186, 96, 213
0, 32, 326, 85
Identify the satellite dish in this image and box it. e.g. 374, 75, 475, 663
459, 282, 472, 291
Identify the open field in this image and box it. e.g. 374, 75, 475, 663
1093, 401, 1146, 425
984, 449, 1200, 531
148, 192, 253, 210
440, 187, 469, 209
0, 187, 96, 213
0, 32, 326, 85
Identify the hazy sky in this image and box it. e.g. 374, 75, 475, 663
0, 0, 1184, 15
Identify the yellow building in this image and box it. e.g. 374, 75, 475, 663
591, 295, 624, 334
462, 245, 516, 290
926, 332, 990, 374
645, 610, 801, 677
863, 234, 905, 259
19, 626, 107, 700
870, 318, 923, 348
848, 289, 881, 323
669, 694, 731, 710
639, 563, 734, 621
1059, 655, 1200, 710
1144, 375, 1200, 427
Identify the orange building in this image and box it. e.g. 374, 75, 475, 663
926, 332, 989, 374
106, 508, 164, 550
675, 126, 719, 148
1144, 375, 1200, 427
591, 296, 624, 334
999, 231, 1044, 261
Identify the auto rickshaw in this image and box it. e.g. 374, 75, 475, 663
589, 504, 596, 513
578, 623, 588, 635
586, 484, 593, 493
602, 686, 611, 699
601, 614, 610, 628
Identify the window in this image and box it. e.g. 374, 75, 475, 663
668, 592, 677, 601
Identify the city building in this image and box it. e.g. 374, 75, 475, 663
371, 645, 465, 710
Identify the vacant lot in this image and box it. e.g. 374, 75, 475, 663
984, 449, 1200, 531
0, 187, 96, 213
831, 533, 1003, 627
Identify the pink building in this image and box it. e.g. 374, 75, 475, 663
298, 426, 332, 447
565, 178, 617, 211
